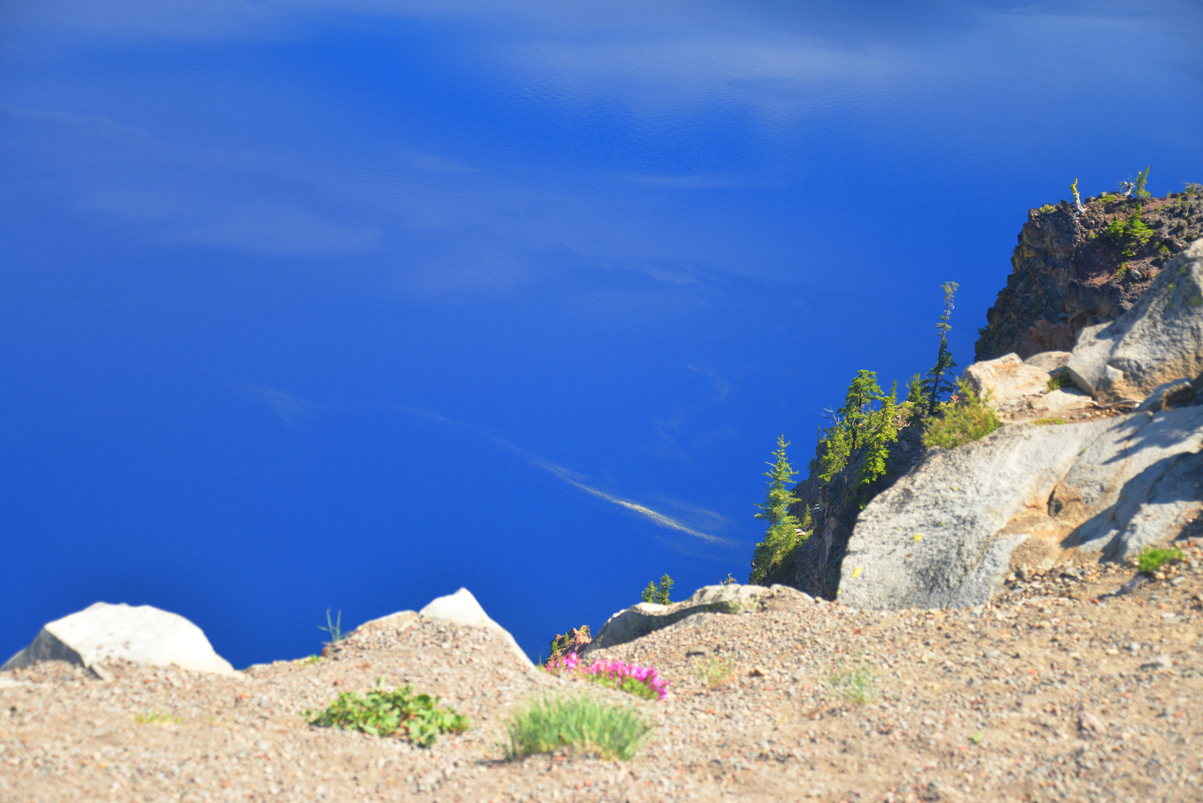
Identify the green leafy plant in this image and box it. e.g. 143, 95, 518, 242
922, 382, 1001, 450
318, 609, 343, 644
719, 572, 738, 586
1184, 182, 1202, 197
1046, 369, 1074, 392
1137, 546, 1185, 574
1038, 203, 1055, 214
828, 654, 878, 705
1031, 417, 1066, 426
1116, 262, 1129, 280
694, 656, 736, 690
641, 574, 674, 605
299, 654, 323, 665
502, 694, 654, 761
134, 711, 180, 725
750, 435, 806, 584
1096, 192, 1117, 205
304, 679, 468, 747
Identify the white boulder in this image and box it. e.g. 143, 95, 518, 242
961, 352, 1093, 422
1, 602, 235, 676
419, 588, 533, 669
962, 352, 1052, 405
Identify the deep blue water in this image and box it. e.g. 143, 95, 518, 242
2, 1, 1201, 667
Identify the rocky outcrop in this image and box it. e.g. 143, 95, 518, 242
581, 584, 808, 656
1066, 239, 1203, 403
975, 191, 1203, 362
352, 588, 534, 669
1, 602, 235, 677
962, 352, 1092, 422
837, 406, 1203, 609
838, 239, 1203, 610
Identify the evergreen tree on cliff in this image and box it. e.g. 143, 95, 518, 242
750, 435, 804, 584
922, 281, 959, 417
857, 380, 898, 501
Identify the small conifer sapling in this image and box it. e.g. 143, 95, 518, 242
640, 574, 673, 605
750, 435, 804, 584
922, 282, 959, 417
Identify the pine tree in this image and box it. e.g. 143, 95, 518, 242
838, 370, 885, 452
903, 373, 926, 424
817, 420, 852, 483
922, 282, 959, 417
856, 381, 898, 502
750, 435, 804, 584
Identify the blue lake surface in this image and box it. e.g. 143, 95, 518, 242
2, 1, 1201, 668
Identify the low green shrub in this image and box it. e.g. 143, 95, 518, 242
502, 694, 654, 761
1046, 370, 1075, 392
1031, 417, 1066, 426
303, 679, 468, 747
1137, 546, 1185, 574
922, 383, 1001, 450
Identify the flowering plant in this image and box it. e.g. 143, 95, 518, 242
543, 652, 669, 701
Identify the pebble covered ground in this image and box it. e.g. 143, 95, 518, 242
3, 540, 1203, 803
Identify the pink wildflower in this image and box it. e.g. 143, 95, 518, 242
542, 652, 669, 701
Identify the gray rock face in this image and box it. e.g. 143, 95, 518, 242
1, 602, 235, 676
581, 584, 805, 656
839, 405, 1203, 610
1024, 351, 1072, 373
1067, 239, 1203, 403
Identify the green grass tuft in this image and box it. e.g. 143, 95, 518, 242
318, 609, 344, 644
828, 654, 878, 705
502, 694, 654, 761
694, 656, 736, 690
134, 711, 180, 725
922, 383, 1001, 450
1137, 546, 1185, 575
1031, 417, 1066, 426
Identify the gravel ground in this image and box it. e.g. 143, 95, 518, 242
3, 540, 1203, 803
